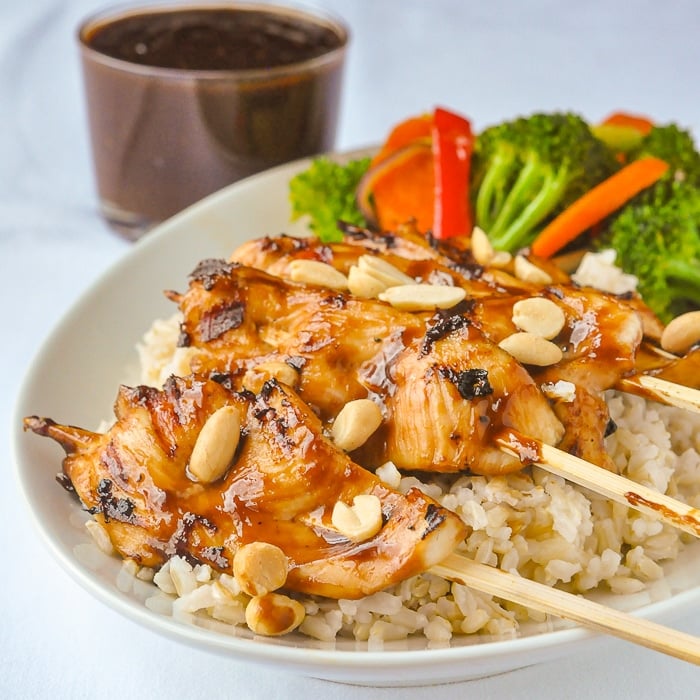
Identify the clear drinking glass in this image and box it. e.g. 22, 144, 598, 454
78, 1, 349, 240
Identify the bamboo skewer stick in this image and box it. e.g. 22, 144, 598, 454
495, 429, 700, 538
431, 552, 700, 665
617, 374, 700, 413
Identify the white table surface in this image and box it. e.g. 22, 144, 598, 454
3, 0, 700, 696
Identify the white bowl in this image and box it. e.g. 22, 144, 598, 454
12, 156, 700, 686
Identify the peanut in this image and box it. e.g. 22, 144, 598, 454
498, 332, 563, 366
242, 361, 299, 392
288, 259, 349, 290
512, 297, 566, 339
331, 398, 383, 451
470, 226, 495, 266
358, 254, 415, 286
348, 255, 414, 298
188, 405, 241, 483
347, 265, 388, 299
245, 592, 306, 636
331, 494, 383, 542
233, 542, 289, 597
378, 284, 466, 311
660, 310, 700, 355
513, 255, 553, 285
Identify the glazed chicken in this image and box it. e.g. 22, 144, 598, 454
354, 313, 565, 473
167, 258, 565, 475
229, 229, 685, 472
24, 376, 466, 599
231, 224, 543, 299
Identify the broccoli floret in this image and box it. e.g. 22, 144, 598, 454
599, 178, 700, 323
289, 156, 371, 242
631, 123, 700, 187
472, 112, 619, 252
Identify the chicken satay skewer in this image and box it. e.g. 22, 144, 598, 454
173, 260, 698, 523
432, 552, 700, 665
232, 232, 700, 416
495, 429, 700, 538
25, 379, 700, 665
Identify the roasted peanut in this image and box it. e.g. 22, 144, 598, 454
499, 332, 563, 366
347, 265, 388, 299
331, 494, 383, 542
288, 259, 349, 290
660, 310, 700, 355
470, 226, 495, 266
245, 592, 306, 636
513, 255, 553, 285
347, 255, 414, 298
512, 297, 566, 339
242, 361, 299, 392
358, 254, 415, 286
188, 405, 241, 483
233, 542, 289, 597
331, 398, 383, 451
490, 250, 513, 268
378, 284, 466, 311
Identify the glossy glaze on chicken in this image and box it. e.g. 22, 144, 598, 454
25, 376, 465, 599
24, 224, 698, 605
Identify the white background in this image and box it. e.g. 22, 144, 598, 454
2, 0, 700, 696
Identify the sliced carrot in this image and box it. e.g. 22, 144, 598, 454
371, 114, 433, 167
530, 156, 669, 258
600, 111, 654, 135
359, 143, 435, 232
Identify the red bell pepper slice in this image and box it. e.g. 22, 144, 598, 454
431, 107, 474, 239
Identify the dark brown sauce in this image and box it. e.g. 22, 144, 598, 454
79, 6, 345, 235
85, 8, 343, 71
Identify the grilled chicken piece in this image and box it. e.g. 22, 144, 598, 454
232, 232, 658, 474
170, 259, 565, 474
466, 286, 644, 472
171, 259, 427, 420
355, 314, 566, 475
231, 228, 539, 299
24, 376, 466, 599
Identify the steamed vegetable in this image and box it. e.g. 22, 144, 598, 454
631, 123, 700, 186
286, 109, 700, 325
357, 107, 474, 239
356, 143, 434, 232
472, 112, 620, 252
431, 107, 474, 239
593, 121, 700, 322
531, 157, 669, 258
598, 177, 700, 323
289, 156, 371, 242
591, 111, 654, 156
599, 111, 654, 134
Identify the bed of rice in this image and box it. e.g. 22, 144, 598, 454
120, 317, 700, 646
92, 251, 700, 647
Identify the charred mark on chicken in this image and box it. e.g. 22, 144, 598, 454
91, 478, 136, 524
438, 367, 494, 400
199, 302, 245, 341
190, 258, 239, 290
422, 503, 446, 538
421, 311, 472, 356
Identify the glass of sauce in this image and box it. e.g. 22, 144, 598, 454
78, 2, 349, 240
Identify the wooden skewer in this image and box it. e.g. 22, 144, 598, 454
431, 552, 700, 665
496, 429, 700, 538
617, 374, 700, 414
